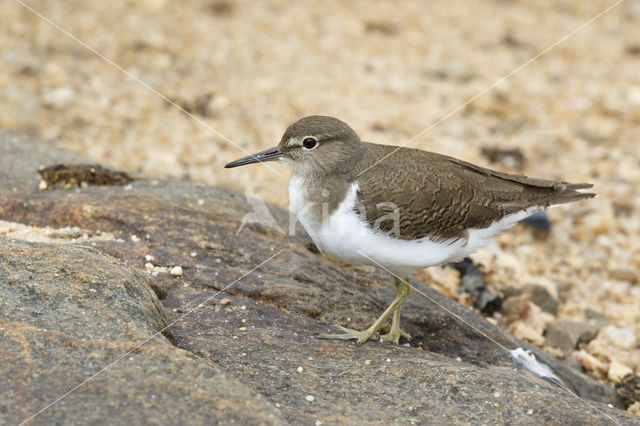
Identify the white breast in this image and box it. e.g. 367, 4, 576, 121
289, 178, 539, 277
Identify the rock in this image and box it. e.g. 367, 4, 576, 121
522, 284, 558, 315
616, 374, 640, 408
603, 326, 638, 350
451, 257, 502, 315
0, 240, 284, 425
608, 361, 634, 383
0, 129, 635, 424
573, 350, 608, 376
545, 319, 609, 356
41, 86, 76, 109
480, 146, 526, 170
425, 61, 475, 83
520, 211, 552, 232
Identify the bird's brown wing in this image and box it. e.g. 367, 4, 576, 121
355, 145, 594, 241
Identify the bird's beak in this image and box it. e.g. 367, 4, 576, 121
224, 146, 284, 168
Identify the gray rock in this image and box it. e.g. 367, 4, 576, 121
521, 211, 552, 232
522, 284, 559, 315
545, 319, 609, 355
0, 239, 285, 425
0, 129, 636, 424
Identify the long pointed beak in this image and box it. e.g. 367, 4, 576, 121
224, 146, 284, 168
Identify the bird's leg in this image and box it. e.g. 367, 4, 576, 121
318, 276, 412, 345
380, 278, 412, 344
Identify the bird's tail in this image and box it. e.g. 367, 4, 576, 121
545, 182, 596, 206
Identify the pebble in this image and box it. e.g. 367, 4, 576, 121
170, 266, 183, 277
145, 254, 155, 262
573, 349, 608, 374
239, 327, 246, 332
42, 86, 75, 109
364, 360, 371, 365
297, 366, 303, 373
608, 360, 633, 383
544, 319, 608, 355
144, 262, 154, 270
130, 235, 141, 242
220, 297, 232, 306
305, 395, 315, 402
521, 284, 558, 315
603, 326, 637, 350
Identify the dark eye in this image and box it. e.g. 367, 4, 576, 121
302, 137, 317, 149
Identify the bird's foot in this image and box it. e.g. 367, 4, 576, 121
317, 324, 380, 344
379, 327, 411, 345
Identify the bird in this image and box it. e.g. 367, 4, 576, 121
225, 115, 595, 344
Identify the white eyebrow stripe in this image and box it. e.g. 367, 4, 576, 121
287, 136, 301, 147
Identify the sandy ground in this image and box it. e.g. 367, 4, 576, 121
1, 0, 639, 404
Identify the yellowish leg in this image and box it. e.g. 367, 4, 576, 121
318, 277, 412, 344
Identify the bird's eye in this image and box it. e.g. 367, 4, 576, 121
302, 137, 317, 149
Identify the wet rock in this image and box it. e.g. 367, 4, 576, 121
545, 319, 610, 356
451, 257, 502, 315
520, 211, 552, 232
616, 374, 640, 408
0, 129, 635, 424
38, 164, 135, 190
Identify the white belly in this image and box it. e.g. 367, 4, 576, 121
289, 177, 538, 277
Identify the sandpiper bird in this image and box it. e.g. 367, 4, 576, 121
225, 116, 595, 344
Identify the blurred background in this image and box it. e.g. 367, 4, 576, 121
1, 0, 639, 387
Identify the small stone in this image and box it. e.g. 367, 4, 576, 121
170, 266, 183, 277
198, 304, 205, 309
386, 358, 391, 363
38, 179, 48, 190
603, 326, 637, 350
232, 335, 239, 340
426, 61, 475, 83
573, 349, 608, 374
521, 284, 558, 315
544, 319, 608, 355
520, 211, 551, 231
297, 366, 303, 373
616, 374, 640, 408
239, 326, 246, 332
608, 360, 633, 383
220, 298, 232, 306
305, 395, 314, 402
364, 360, 371, 365
197, 199, 204, 205
145, 254, 155, 262
144, 262, 154, 270
190, 252, 197, 257
42, 86, 75, 109
628, 402, 640, 416
130, 235, 141, 242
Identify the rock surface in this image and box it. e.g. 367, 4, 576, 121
545, 319, 608, 356
0, 130, 636, 424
